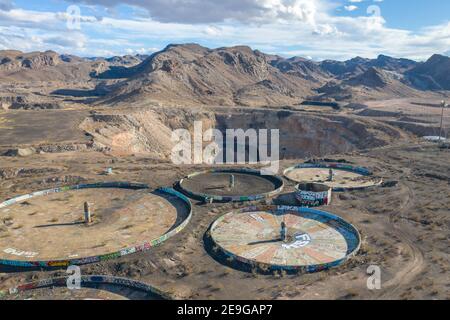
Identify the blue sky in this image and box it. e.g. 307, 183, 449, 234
335, 0, 450, 31
0, 0, 449, 61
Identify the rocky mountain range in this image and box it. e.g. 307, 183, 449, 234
0, 44, 449, 107
0, 50, 147, 82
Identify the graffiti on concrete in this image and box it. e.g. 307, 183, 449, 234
4, 275, 170, 300
178, 168, 284, 203
209, 205, 361, 273
295, 183, 332, 207
281, 233, 311, 249
0, 183, 192, 268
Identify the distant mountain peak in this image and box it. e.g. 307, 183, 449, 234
1, 44, 449, 107
407, 54, 450, 90
346, 67, 392, 88
428, 53, 449, 63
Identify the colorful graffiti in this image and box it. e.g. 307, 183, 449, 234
209, 205, 361, 273
0, 183, 192, 268
177, 168, 284, 203
3, 275, 170, 300
294, 183, 332, 207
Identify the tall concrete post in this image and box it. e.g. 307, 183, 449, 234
84, 201, 92, 224
280, 221, 287, 242
328, 169, 333, 182
229, 174, 235, 189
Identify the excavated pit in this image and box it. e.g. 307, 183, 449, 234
214, 110, 399, 160
79, 108, 402, 161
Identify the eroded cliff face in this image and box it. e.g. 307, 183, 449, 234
80, 108, 216, 158
215, 110, 401, 159
80, 107, 402, 160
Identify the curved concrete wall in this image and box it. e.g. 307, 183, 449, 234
1, 275, 170, 300
209, 205, 361, 273
0, 182, 149, 210
0, 183, 192, 268
295, 183, 332, 207
178, 168, 284, 202
284, 163, 381, 192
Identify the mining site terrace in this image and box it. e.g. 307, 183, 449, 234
0, 44, 449, 300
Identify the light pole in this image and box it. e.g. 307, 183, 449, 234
438, 101, 447, 144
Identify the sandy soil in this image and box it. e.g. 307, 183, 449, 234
210, 209, 358, 267
0, 141, 448, 300
179, 172, 280, 197
0, 99, 448, 300
284, 167, 380, 189
0, 189, 183, 262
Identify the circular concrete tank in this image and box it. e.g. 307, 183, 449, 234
208, 205, 361, 273
294, 183, 332, 207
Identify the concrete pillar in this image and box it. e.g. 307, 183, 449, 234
229, 174, 235, 189
84, 202, 92, 224
280, 221, 287, 242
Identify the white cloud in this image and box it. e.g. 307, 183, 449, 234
344, 5, 358, 12
70, 0, 326, 24
0, 1, 448, 61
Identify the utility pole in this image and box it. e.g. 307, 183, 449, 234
439, 101, 447, 144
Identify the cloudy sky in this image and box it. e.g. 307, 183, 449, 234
0, 0, 449, 61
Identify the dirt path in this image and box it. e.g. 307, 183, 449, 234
378, 182, 425, 299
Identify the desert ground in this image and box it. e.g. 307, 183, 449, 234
0, 46, 449, 300
0, 98, 448, 300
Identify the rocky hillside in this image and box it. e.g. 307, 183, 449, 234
0, 50, 146, 82
0, 45, 449, 107
319, 55, 417, 79
102, 44, 319, 107
0, 50, 61, 71
406, 54, 450, 90
101, 45, 449, 106
268, 56, 331, 83
313, 67, 425, 102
